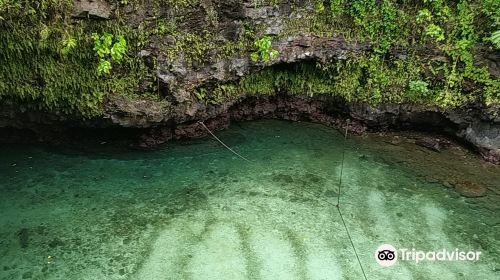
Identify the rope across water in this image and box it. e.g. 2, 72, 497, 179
336, 120, 368, 280
198, 121, 252, 162
198, 120, 368, 279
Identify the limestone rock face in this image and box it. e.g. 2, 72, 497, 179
347, 103, 500, 164
460, 119, 500, 164
0, 0, 499, 164
72, 0, 113, 19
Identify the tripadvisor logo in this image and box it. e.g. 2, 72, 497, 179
375, 244, 482, 267
375, 244, 397, 267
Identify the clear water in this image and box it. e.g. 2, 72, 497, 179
0, 120, 499, 280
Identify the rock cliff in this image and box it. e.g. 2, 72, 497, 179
0, 0, 499, 162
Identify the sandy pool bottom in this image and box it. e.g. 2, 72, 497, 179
0, 120, 499, 279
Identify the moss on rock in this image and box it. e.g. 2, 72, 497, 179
0, 0, 498, 117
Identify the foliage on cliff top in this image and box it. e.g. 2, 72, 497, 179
0, 0, 155, 116
0, 0, 498, 117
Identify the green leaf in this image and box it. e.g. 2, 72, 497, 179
97, 59, 112, 76
426, 24, 445, 42
251, 36, 279, 63
60, 37, 77, 55
491, 30, 500, 48
250, 52, 259, 62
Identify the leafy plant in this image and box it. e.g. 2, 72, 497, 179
92, 32, 127, 76
408, 80, 430, 99
329, 0, 344, 17
96, 60, 112, 76
416, 9, 432, 23
425, 24, 445, 41
194, 88, 206, 100
250, 36, 278, 63
349, 0, 400, 53
491, 30, 500, 48
60, 35, 76, 56
314, 1, 325, 13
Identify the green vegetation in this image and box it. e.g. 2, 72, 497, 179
251, 36, 279, 63
0, 0, 498, 116
286, 0, 499, 106
277, 0, 500, 106
0, 0, 152, 116
92, 32, 128, 76
408, 80, 431, 100
201, 57, 424, 105
491, 30, 500, 48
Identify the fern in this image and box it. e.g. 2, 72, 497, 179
491, 30, 500, 49
60, 36, 77, 56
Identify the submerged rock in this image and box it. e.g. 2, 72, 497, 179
17, 228, 29, 249
324, 190, 337, 198
272, 174, 294, 184
454, 180, 488, 198
415, 137, 442, 152
48, 238, 65, 249
21, 271, 32, 279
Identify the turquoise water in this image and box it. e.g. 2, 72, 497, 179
1, 120, 499, 279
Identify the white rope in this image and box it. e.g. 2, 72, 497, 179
336, 120, 368, 280
198, 121, 252, 162
199, 119, 367, 279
